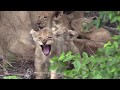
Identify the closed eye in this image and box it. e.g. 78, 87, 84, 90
55, 34, 61, 37
37, 23, 41, 25
44, 16, 47, 19
37, 37, 41, 40
48, 36, 52, 39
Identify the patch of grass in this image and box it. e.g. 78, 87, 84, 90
7, 52, 17, 62
3, 75, 22, 79
5, 52, 17, 69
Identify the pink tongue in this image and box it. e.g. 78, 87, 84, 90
42, 45, 50, 55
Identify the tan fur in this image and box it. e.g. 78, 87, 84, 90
66, 11, 85, 23
30, 25, 79, 79
71, 18, 93, 33
0, 11, 34, 75
73, 39, 105, 56
71, 18, 112, 43
52, 11, 71, 29
0, 11, 56, 75
79, 28, 112, 43
30, 11, 54, 29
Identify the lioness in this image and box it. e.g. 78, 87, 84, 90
0, 11, 56, 75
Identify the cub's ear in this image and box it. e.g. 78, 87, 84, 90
30, 29, 37, 38
54, 11, 63, 20
68, 30, 78, 39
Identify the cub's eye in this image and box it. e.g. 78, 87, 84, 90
37, 37, 41, 40
37, 23, 41, 25
44, 16, 47, 18
55, 33, 61, 37
48, 36, 52, 39
92, 16, 98, 20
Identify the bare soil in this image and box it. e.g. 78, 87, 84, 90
0, 59, 35, 79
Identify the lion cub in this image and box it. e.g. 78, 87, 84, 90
71, 18, 112, 43
30, 25, 79, 79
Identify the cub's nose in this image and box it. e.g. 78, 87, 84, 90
42, 39, 47, 45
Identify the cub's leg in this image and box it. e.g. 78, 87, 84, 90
34, 58, 48, 79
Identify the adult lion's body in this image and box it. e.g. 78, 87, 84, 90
0, 11, 55, 74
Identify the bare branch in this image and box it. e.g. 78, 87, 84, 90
102, 26, 120, 35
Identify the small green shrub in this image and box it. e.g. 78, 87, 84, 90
49, 37, 120, 79
92, 11, 120, 30
3, 75, 22, 79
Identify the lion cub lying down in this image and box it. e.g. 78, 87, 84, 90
30, 25, 79, 79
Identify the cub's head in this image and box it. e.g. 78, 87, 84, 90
30, 11, 78, 56
30, 26, 78, 56
30, 28, 54, 56
52, 24, 78, 42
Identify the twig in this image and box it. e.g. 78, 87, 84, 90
0, 63, 4, 68
5, 60, 13, 67
102, 26, 120, 35
87, 45, 95, 55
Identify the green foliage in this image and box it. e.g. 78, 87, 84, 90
84, 11, 120, 31
7, 52, 17, 62
49, 11, 120, 79
5, 53, 17, 69
49, 40, 120, 79
3, 75, 22, 79
80, 11, 120, 32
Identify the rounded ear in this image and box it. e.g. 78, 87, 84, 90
68, 30, 78, 39
54, 11, 63, 20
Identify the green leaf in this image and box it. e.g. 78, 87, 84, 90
110, 16, 118, 23
90, 55, 96, 64
60, 62, 66, 67
63, 55, 75, 62
104, 41, 111, 48
63, 70, 72, 76
3, 76, 21, 79
50, 56, 58, 63
96, 18, 101, 29
112, 35, 120, 40
65, 51, 72, 57
58, 52, 65, 61
111, 67, 116, 73
73, 60, 81, 72
82, 52, 89, 59
63, 70, 74, 79
113, 41, 118, 49
117, 16, 120, 21
100, 63, 106, 69
74, 53, 81, 60
95, 74, 102, 79
109, 12, 113, 20
117, 25, 120, 31
49, 63, 58, 71
92, 19, 98, 25
82, 73, 89, 79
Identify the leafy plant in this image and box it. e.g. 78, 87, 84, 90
92, 11, 120, 30
49, 11, 120, 79
49, 39, 120, 79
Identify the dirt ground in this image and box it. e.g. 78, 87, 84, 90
0, 58, 35, 79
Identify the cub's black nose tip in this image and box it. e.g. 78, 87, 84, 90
42, 40, 47, 45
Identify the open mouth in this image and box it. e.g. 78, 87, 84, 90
41, 45, 51, 56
